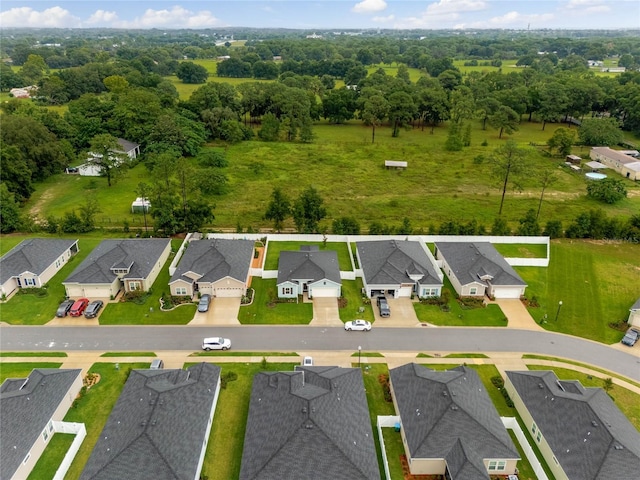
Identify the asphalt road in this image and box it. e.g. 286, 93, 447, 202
2, 325, 639, 382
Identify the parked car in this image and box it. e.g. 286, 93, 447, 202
198, 294, 211, 313
69, 298, 90, 317
150, 359, 164, 370
621, 328, 640, 347
302, 356, 314, 366
377, 296, 390, 317
344, 319, 372, 331
55, 299, 74, 317
84, 300, 104, 319
202, 337, 231, 351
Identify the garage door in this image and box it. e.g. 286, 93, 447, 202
492, 287, 522, 299
214, 287, 244, 298
398, 286, 413, 297
310, 287, 340, 298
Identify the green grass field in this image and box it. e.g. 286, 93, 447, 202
239, 278, 313, 324
28, 433, 75, 480
493, 243, 548, 258
0, 362, 63, 384
515, 240, 639, 343
339, 278, 375, 323
264, 241, 353, 270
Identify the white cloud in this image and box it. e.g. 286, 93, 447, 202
85, 10, 119, 25
372, 14, 395, 23
112, 6, 223, 29
426, 0, 487, 15
352, 0, 388, 14
566, 0, 605, 8
585, 5, 611, 12
468, 11, 555, 28
0, 6, 80, 28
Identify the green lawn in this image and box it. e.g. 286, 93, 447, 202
264, 241, 353, 271
28, 433, 75, 480
527, 365, 640, 430
99, 239, 197, 325
63, 363, 150, 480
515, 240, 639, 343
197, 362, 297, 480
493, 243, 548, 258
0, 363, 63, 384
0, 352, 67, 357
339, 278, 374, 323
0, 238, 102, 324
99, 352, 156, 357
239, 278, 313, 324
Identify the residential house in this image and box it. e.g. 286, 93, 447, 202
1, 369, 83, 480
389, 364, 519, 478
276, 246, 341, 299
628, 298, 640, 327
9, 85, 37, 98
0, 238, 79, 298
80, 363, 221, 480
590, 147, 640, 181
240, 366, 380, 480
505, 370, 640, 480
78, 138, 141, 177
435, 242, 527, 299
63, 239, 171, 299
356, 239, 443, 298
169, 239, 253, 297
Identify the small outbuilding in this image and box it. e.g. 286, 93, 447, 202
131, 197, 151, 213
385, 160, 407, 169
565, 154, 582, 164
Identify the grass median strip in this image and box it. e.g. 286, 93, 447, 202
0, 352, 67, 357
0, 363, 63, 384
99, 352, 157, 357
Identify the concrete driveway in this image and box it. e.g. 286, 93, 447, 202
310, 298, 342, 326
494, 299, 544, 330
374, 298, 420, 327
189, 297, 240, 325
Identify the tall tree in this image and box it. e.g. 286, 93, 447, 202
264, 187, 291, 232
491, 140, 528, 215
488, 105, 520, 139
88, 134, 126, 187
360, 94, 389, 144
0, 183, 22, 234
136, 182, 151, 233
292, 186, 326, 233
387, 91, 416, 137
547, 127, 576, 157
535, 168, 558, 219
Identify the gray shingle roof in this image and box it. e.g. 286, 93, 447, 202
1, 369, 82, 479
276, 249, 341, 285
80, 363, 221, 480
170, 239, 253, 285
389, 364, 518, 480
631, 298, 640, 311
240, 366, 380, 480
435, 242, 526, 287
64, 239, 170, 285
0, 238, 78, 284
507, 370, 640, 480
356, 240, 442, 286
116, 138, 139, 154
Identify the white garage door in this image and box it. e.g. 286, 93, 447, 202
492, 287, 522, 299
214, 287, 244, 298
310, 287, 340, 298
398, 286, 413, 297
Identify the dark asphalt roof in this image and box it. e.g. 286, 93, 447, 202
0, 238, 78, 284
507, 370, 640, 480
1, 369, 82, 480
116, 138, 139, 153
276, 249, 341, 285
64, 239, 170, 285
80, 363, 221, 480
240, 366, 380, 480
434, 242, 526, 287
356, 240, 442, 286
631, 298, 640, 311
170, 239, 253, 285
389, 364, 518, 480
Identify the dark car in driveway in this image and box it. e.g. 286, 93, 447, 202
377, 296, 391, 317
198, 294, 211, 313
56, 299, 74, 317
621, 328, 640, 347
84, 300, 104, 319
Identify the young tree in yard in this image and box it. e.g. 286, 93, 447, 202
264, 188, 291, 232
603, 377, 614, 393
292, 186, 326, 233
491, 140, 528, 215
517, 209, 541, 236
586, 178, 627, 204
536, 167, 558, 219
547, 127, 576, 157
488, 105, 519, 139
89, 134, 126, 187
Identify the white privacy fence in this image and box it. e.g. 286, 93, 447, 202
51, 421, 86, 480
502, 417, 549, 480
377, 415, 400, 480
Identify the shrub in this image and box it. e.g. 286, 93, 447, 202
221, 371, 238, 389
378, 373, 392, 402
458, 297, 485, 309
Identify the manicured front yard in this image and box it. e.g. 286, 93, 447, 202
195, 362, 297, 480
0, 362, 63, 384
263, 240, 353, 271
516, 240, 639, 344
238, 278, 312, 324
63, 363, 150, 480
339, 278, 374, 322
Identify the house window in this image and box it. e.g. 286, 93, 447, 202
470, 287, 477, 295
422, 288, 438, 297
531, 423, 537, 435
175, 287, 187, 296
553, 456, 558, 465
129, 281, 141, 291
283, 287, 293, 295
42, 429, 49, 441
48, 420, 54, 432
488, 460, 506, 471
536, 431, 542, 443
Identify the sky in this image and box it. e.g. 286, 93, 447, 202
0, 1, 639, 30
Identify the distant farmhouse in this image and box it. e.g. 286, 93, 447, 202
76, 138, 140, 177
590, 147, 640, 181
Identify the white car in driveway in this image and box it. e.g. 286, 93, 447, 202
344, 319, 372, 331
202, 337, 231, 351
